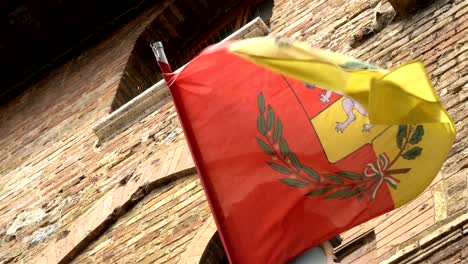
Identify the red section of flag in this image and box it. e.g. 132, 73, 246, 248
166, 43, 394, 263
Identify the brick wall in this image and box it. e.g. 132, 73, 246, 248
0, 0, 466, 263
0, 3, 185, 263
70, 175, 211, 264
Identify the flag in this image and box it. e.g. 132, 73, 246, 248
158, 37, 455, 263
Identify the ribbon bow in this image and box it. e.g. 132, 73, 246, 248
364, 153, 400, 200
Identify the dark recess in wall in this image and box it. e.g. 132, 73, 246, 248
0, 0, 159, 105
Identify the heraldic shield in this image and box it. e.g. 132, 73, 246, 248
257, 78, 449, 205
164, 36, 456, 263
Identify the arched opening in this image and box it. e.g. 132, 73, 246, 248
199, 231, 337, 263
110, 0, 274, 111
199, 232, 229, 264
289, 246, 329, 264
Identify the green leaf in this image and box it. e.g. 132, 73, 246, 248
402, 147, 422, 160
325, 189, 354, 199
273, 120, 282, 143
325, 174, 344, 184
268, 163, 290, 174
302, 165, 320, 181
266, 105, 275, 130
279, 178, 308, 188
340, 61, 380, 71
258, 93, 265, 114
256, 138, 273, 155
337, 171, 362, 180
279, 138, 289, 157
289, 153, 301, 171
397, 125, 408, 149
307, 188, 332, 196
257, 115, 266, 135
409, 125, 424, 145
325, 188, 364, 199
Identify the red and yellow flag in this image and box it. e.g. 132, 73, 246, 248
160, 37, 455, 263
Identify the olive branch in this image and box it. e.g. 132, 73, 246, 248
256, 92, 424, 201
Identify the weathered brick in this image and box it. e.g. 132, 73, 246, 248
1, 0, 467, 263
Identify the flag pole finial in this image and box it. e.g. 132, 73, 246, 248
151, 41, 168, 64
151, 41, 172, 74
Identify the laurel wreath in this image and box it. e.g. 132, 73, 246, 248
256, 92, 424, 200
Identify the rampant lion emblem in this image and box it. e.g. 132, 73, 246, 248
304, 83, 374, 133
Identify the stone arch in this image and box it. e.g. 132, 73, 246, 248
178, 215, 218, 264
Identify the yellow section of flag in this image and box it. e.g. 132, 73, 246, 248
311, 97, 388, 163
230, 37, 455, 131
